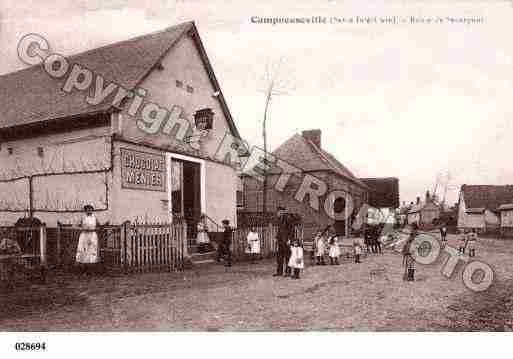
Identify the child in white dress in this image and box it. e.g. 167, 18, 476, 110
288, 238, 304, 279
328, 234, 341, 265
313, 231, 327, 265
353, 238, 363, 263
246, 227, 261, 262
196, 215, 211, 253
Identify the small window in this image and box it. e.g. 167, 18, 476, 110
37, 147, 44, 157
237, 190, 245, 208
7, 148, 13, 155
175, 80, 183, 88
186, 85, 194, 93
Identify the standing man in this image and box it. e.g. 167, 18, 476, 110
273, 206, 294, 277
217, 219, 233, 267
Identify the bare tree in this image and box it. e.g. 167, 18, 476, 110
432, 171, 443, 199
440, 171, 457, 211
432, 170, 456, 211
259, 57, 294, 216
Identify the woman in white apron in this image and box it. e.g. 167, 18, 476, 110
76, 204, 101, 275
245, 227, 261, 262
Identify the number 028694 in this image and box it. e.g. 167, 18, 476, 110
14, 342, 47, 351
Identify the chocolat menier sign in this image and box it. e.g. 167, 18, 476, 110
120, 148, 166, 192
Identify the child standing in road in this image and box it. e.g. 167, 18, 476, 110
288, 238, 304, 279
245, 227, 261, 263
467, 229, 478, 257
402, 224, 417, 282
328, 232, 340, 265
353, 238, 363, 264
314, 230, 327, 265
458, 229, 468, 254
440, 225, 448, 242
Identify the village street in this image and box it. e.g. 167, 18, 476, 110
1, 233, 512, 331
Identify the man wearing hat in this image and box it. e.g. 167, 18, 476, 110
273, 206, 294, 277
217, 219, 232, 267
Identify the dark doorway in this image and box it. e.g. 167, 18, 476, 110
182, 161, 201, 239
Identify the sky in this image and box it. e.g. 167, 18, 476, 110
1, 0, 512, 206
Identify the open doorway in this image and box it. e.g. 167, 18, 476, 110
170, 159, 201, 240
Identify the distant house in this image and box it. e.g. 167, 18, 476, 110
407, 191, 440, 227
498, 204, 513, 237
359, 177, 400, 209
241, 129, 370, 239
457, 185, 513, 233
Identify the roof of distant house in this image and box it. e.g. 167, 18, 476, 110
460, 185, 513, 212
0, 21, 240, 138
498, 203, 513, 211
268, 133, 369, 189
465, 207, 486, 214
407, 201, 439, 214
359, 177, 400, 208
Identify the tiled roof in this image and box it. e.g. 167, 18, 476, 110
0, 21, 240, 138
461, 185, 513, 212
270, 133, 368, 189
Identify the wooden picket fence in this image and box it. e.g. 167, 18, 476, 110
229, 224, 303, 261
123, 220, 187, 273
55, 220, 187, 273
231, 225, 277, 260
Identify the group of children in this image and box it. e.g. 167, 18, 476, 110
313, 226, 364, 266
458, 228, 478, 257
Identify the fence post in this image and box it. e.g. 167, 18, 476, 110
268, 223, 274, 257
122, 221, 129, 273
181, 222, 187, 270
56, 223, 62, 267
39, 224, 47, 267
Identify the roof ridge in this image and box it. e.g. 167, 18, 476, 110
304, 137, 368, 189
0, 21, 194, 80
305, 138, 341, 174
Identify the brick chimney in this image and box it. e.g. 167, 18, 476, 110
302, 129, 321, 149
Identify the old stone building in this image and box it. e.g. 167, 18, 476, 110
240, 129, 370, 239
0, 21, 243, 237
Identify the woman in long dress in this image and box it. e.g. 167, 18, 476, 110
76, 204, 101, 275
